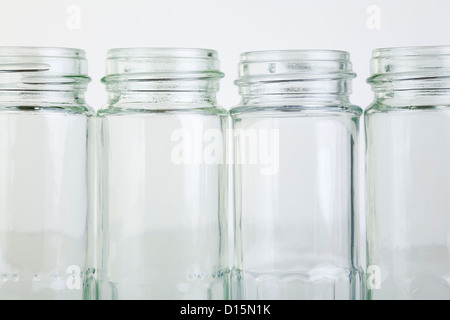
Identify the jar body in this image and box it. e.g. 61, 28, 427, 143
365, 102, 450, 299
0, 103, 92, 300
232, 103, 362, 300
95, 102, 229, 300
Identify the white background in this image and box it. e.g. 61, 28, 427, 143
1, 0, 449, 110
1, 0, 449, 277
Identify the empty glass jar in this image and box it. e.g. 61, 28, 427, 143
231, 50, 363, 300
366, 46, 450, 300
0, 47, 92, 299
94, 48, 229, 299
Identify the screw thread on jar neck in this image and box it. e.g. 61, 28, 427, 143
102, 48, 224, 106
368, 45, 450, 106
0, 47, 89, 106
235, 50, 355, 106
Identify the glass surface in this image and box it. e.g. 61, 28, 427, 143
91, 48, 229, 300
95, 108, 228, 299
232, 108, 361, 300
366, 105, 450, 300
0, 109, 91, 300
366, 45, 450, 300
232, 50, 363, 300
0, 47, 91, 300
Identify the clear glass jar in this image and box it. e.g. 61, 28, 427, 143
0, 47, 92, 300
93, 48, 229, 300
366, 46, 450, 300
231, 50, 363, 300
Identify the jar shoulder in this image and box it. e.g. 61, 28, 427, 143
365, 100, 450, 117
98, 102, 229, 118
0, 103, 94, 116
230, 103, 362, 118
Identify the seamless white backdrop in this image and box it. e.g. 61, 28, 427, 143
1, 0, 449, 110
1, 0, 449, 276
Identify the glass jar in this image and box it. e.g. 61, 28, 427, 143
93, 48, 229, 300
366, 46, 450, 300
0, 47, 92, 300
231, 50, 363, 300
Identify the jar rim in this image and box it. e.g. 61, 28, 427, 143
0, 46, 89, 90
106, 47, 219, 59
239, 49, 351, 62
0, 46, 86, 59
368, 45, 450, 85
103, 47, 224, 84
372, 45, 450, 58
236, 49, 355, 87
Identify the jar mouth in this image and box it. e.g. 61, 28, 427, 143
368, 45, 450, 84
0, 46, 86, 59
372, 45, 450, 58
240, 49, 350, 62
0, 46, 89, 89
102, 47, 224, 83
106, 47, 218, 59
235, 49, 355, 86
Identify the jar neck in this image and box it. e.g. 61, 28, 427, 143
235, 50, 355, 107
0, 89, 87, 107
369, 46, 450, 106
103, 48, 224, 108
373, 90, 450, 107
0, 47, 89, 107
104, 78, 220, 107
371, 79, 450, 106
239, 78, 352, 106
106, 90, 218, 107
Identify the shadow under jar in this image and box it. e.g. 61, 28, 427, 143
366, 46, 450, 300
231, 50, 363, 300
93, 48, 229, 300
0, 47, 93, 300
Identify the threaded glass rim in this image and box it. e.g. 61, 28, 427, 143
0, 46, 86, 59
103, 47, 224, 83
240, 49, 350, 62
372, 45, 450, 58
236, 49, 355, 86
106, 47, 217, 59
0, 46, 89, 90
368, 45, 450, 84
